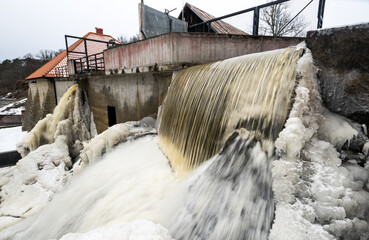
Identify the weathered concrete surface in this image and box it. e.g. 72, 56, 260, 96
23, 78, 56, 131
105, 32, 303, 73
306, 23, 369, 126
0, 115, 23, 125
75, 72, 171, 133
54, 78, 77, 104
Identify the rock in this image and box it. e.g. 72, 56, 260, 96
306, 23, 369, 127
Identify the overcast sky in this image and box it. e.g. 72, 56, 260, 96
0, 0, 368, 61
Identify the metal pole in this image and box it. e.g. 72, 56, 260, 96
317, 0, 326, 29
253, 7, 260, 35
84, 39, 89, 72
65, 36, 69, 60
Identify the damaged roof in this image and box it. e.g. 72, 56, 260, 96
180, 3, 247, 35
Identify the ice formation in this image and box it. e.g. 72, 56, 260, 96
270, 49, 369, 239
318, 108, 358, 149
16, 85, 94, 158
0, 135, 72, 230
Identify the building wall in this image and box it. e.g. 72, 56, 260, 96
23, 78, 56, 131
77, 72, 171, 133
54, 79, 77, 103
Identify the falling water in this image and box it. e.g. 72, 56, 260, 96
159, 48, 303, 174
169, 130, 275, 240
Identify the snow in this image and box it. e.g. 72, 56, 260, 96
0, 98, 26, 115
0, 126, 27, 152
58, 220, 174, 240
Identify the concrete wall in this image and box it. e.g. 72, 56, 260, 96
54, 79, 77, 103
76, 72, 171, 133
23, 78, 56, 131
105, 32, 304, 72
306, 23, 369, 127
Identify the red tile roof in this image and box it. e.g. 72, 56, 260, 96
26, 32, 119, 80
183, 3, 247, 35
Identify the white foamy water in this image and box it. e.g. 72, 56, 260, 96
3, 135, 178, 240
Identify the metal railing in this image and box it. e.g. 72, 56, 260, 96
74, 52, 105, 74
188, 0, 325, 35
65, 35, 119, 75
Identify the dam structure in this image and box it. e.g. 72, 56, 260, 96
23, 30, 303, 134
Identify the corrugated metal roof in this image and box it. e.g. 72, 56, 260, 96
26, 32, 119, 80
184, 3, 247, 35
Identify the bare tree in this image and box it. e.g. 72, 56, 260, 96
117, 33, 140, 44
35, 50, 58, 61
259, 1, 308, 37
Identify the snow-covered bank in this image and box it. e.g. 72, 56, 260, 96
0, 98, 26, 115
0, 126, 26, 152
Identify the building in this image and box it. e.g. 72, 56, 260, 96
23, 28, 120, 131
179, 3, 247, 34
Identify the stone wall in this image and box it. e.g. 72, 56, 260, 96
22, 78, 56, 131
76, 72, 171, 133
306, 23, 369, 127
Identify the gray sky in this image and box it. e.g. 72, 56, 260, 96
0, 0, 369, 61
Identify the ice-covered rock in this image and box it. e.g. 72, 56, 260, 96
16, 85, 94, 159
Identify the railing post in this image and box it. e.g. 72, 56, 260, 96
253, 7, 260, 35
317, 0, 326, 29
83, 39, 89, 72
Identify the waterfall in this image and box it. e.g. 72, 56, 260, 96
169, 130, 275, 240
159, 48, 303, 174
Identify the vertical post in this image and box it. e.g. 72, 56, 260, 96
207, 22, 211, 32
317, 0, 326, 29
253, 7, 260, 35
83, 39, 89, 72
65, 35, 69, 60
